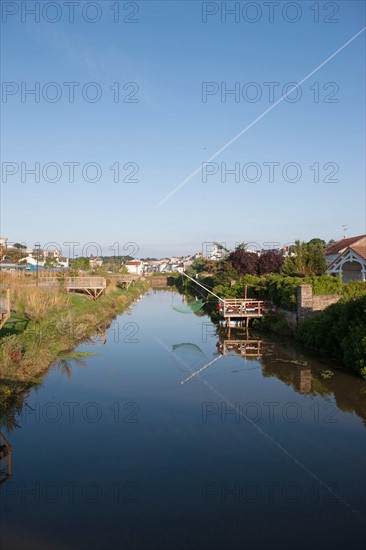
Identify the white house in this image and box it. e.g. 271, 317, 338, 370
325, 235, 366, 282
20, 255, 45, 267
89, 256, 103, 269
125, 260, 143, 276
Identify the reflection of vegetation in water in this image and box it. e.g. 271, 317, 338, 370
319, 370, 334, 379
258, 340, 366, 425
0, 351, 97, 432
53, 351, 96, 379
0, 381, 34, 432
0, 432, 12, 485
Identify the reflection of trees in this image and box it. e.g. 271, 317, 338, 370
219, 329, 366, 425
0, 381, 32, 432
0, 432, 12, 485
260, 340, 366, 425
53, 355, 89, 379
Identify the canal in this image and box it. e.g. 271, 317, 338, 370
0, 290, 365, 549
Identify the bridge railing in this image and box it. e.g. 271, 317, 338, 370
65, 277, 106, 288
39, 277, 106, 289
108, 274, 140, 281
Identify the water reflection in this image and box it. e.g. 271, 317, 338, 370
295, 366, 313, 394
0, 290, 364, 550
0, 432, 12, 486
217, 338, 263, 358
218, 328, 366, 425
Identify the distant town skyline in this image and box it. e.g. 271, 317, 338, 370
0, 230, 359, 260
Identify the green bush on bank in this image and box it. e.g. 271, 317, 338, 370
174, 269, 366, 313
296, 295, 366, 377
211, 274, 344, 311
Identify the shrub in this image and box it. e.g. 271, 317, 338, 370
296, 295, 366, 375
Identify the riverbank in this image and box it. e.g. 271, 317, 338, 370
168, 274, 366, 377
0, 280, 149, 407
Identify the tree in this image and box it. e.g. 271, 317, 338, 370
258, 251, 284, 275
189, 257, 216, 275
5, 247, 27, 263
282, 240, 326, 276
70, 257, 90, 271
308, 238, 326, 247
228, 247, 258, 276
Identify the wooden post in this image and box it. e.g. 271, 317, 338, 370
6, 287, 10, 315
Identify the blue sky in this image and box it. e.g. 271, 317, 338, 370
1, 0, 365, 257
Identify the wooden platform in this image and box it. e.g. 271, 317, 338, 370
218, 299, 264, 328
40, 277, 106, 300
220, 299, 263, 317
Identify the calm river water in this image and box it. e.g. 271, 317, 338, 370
0, 290, 365, 549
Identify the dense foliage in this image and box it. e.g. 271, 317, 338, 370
227, 249, 284, 276
211, 274, 344, 311
297, 296, 366, 377
282, 240, 326, 276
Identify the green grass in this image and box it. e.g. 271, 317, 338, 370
0, 281, 149, 388
0, 313, 29, 336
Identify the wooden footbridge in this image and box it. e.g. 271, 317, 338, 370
0, 288, 11, 330
107, 274, 140, 289
40, 277, 107, 300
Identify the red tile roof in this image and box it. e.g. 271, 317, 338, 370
325, 235, 365, 255
350, 243, 366, 261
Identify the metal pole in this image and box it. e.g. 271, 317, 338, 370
35, 242, 40, 287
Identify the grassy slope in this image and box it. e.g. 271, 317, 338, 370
0, 281, 149, 386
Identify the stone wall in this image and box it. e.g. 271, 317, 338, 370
297, 284, 340, 323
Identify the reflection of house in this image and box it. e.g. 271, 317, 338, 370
125, 260, 143, 275
325, 235, 366, 282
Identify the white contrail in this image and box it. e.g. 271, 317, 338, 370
155, 26, 366, 209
